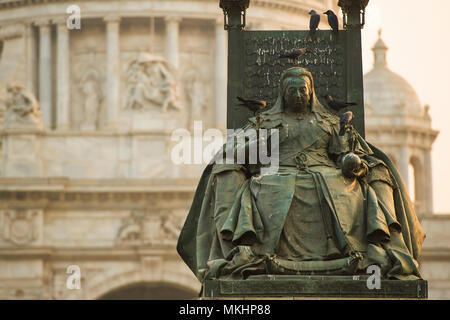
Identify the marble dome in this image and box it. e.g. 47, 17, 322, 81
364, 32, 423, 117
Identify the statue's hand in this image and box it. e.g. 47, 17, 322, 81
341, 153, 368, 179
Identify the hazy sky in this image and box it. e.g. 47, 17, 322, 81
359, 0, 450, 213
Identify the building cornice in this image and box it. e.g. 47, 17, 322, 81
0, 178, 197, 209
0, 21, 24, 39
0, 0, 326, 11
420, 248, 450, 261
0, 0, 329, 24
421, 214, 450, 221
0, 0, 221, 24
366, 125, 439, 144
0, 190, 194, 209
251, 0, 325, 15
0, 246, 180, 260
0, 177, 197, 191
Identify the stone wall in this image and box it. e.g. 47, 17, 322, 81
420, 215, 450, 299
0, 181, 200, 299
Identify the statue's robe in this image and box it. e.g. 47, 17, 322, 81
177, 67, 425, 282
177, 109, 425, 282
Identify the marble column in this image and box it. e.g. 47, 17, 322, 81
149, 16, 155, 52
399, 145, 410, 194
26, 23, 37, 97
215, 18, 227, 129
104, 16, 121, 128
36, 20, 52, 128
424, 149, 434, 215
165, 16, 181, 70
54, 18, 70, 130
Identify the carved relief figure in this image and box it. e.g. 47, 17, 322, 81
124, 60, 142, 110
116, 211, 144, 244
161, 214, 182, 241
2, 209, 41, 246
80, 69, 102, 130
116, 210, 183, 246
184, 69, 209, 122
3, 83, 42, 129
125, 53, 182, 112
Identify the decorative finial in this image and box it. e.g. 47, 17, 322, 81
372, 28, 388, 68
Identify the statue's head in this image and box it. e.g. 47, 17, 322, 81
283, 75, 312, 113
264, 67, 324, 117
280, 67, 314, 113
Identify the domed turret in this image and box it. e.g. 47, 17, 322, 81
364, 30, 423, 118
364, 30, 438, 218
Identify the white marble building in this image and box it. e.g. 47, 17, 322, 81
0, 0, 447, 299
364, 32, 438, 217
364, 32, 449, 299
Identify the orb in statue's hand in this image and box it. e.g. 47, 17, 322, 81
341, 152, 362, 178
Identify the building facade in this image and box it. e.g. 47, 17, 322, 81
364, 31, 438, 217
0, 0, 447, 299
364, 32, 449, 299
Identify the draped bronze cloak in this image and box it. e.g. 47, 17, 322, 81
177, 126, 425, 281
177, 68, 425, 282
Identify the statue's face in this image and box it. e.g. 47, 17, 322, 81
283, 76, 311, 113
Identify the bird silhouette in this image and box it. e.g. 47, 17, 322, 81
279, 48, 307, 60
323, 94, 357, 112
237, 96, 268, 115
339, 111, 353, 136
309, 10, 320, 36
324, 10, 339, 37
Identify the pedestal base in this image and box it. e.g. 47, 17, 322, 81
203, 275, 428, 299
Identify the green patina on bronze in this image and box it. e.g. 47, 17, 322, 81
241, 31, 346, 123
176, 0, 427, 298
224, 0, 365, 137
203, 276, 428, 298
177, 66, 425, 282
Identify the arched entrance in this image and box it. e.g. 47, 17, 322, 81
98, 281, 198, 300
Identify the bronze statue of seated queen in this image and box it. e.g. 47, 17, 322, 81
177, 67, 425, 282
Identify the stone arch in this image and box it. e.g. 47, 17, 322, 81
65, 262, 201, 300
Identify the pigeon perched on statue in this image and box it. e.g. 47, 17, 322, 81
324, 10, 339, 37
323, 94, 357, 112
236, 96, 268, 115
309, 10, 320, 36
339, 111, 354, 136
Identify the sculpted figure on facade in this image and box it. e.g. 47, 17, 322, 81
3, 83, 42, 129
184, 69, 209, 122
80, 69, 102, 130
2, 209, 41, 246
178, 67, 425, 282
161, 214, 183, 241
125, 53, 182, 112
116, 211, 144, 244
